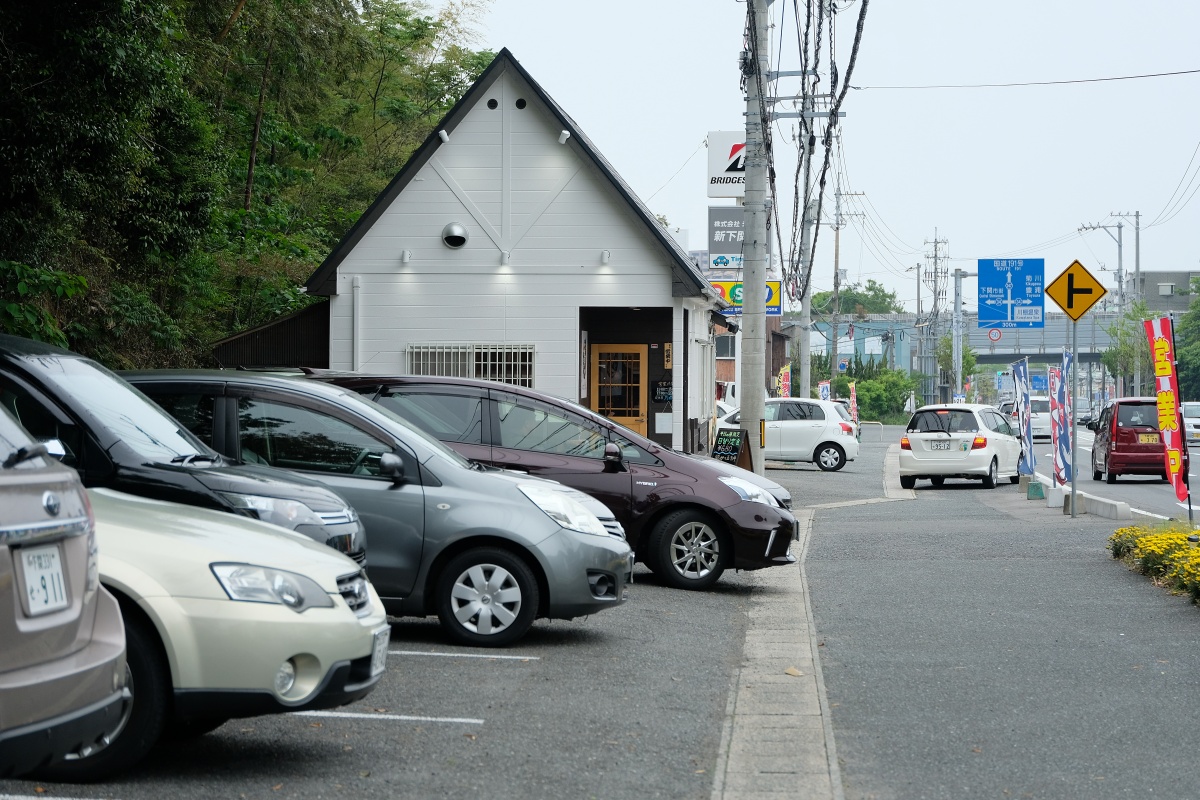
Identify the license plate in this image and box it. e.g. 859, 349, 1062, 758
931, 441, 951, 451
20, 544, 69, 616
1139, 433, 1160, 444
369, 626, 390, 677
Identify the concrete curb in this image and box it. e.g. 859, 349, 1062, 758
1028, 475, 1132, 519
711, 508, 843, 800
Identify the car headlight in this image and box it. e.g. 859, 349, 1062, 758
719, 476, 774, 506
518, 483, 608, 536
217, 492, 328, 530
210, 564, 335, 613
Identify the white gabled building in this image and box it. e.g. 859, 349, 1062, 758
304, 49, 729, 452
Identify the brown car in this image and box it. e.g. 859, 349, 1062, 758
301, 372, 797, 591
0, 404, 128, 778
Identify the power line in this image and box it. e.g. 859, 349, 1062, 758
850, 67, 1200, 91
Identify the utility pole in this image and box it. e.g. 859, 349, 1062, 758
1113, 211, 1141, 394
1079, 221, 1124, 393
921, 231, 948, 404
952, 268, 976, 399
797, 201, 817, 401
829, 185, 863, 389
738, 0, 769, 475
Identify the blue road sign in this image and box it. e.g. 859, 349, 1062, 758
977, 258, 1045, 329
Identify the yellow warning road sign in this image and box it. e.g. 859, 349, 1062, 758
1045, 260, 1107, 322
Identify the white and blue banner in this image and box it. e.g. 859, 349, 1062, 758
1052, 351, 1074, 484
1012, 358, 1035, 475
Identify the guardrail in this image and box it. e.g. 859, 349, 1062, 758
860, 421, 885, 441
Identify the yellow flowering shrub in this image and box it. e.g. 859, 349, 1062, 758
1108, 523, 1200, 601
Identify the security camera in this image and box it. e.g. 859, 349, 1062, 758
441, 223, 469, 249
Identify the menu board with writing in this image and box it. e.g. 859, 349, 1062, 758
712, 427, 752, 470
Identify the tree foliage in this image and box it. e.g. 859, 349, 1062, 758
0, 0, 494, 365
1101, 299, 1153, 393
935, 334, 977, 386
810, 279, 904, 316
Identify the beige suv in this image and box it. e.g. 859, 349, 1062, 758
0, 405, 128, 778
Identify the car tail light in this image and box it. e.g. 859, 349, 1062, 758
900, 436, 911, 450
839, 422, 854, 434
971, 435, 987, 450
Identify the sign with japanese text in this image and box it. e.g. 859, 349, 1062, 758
707, 206, 746, 271
978, 258, 1045, 329
1144, 316, 1189, 502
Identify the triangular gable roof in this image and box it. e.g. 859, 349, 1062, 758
305, 48, 717, 301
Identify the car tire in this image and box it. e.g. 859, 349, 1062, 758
899, 475, 916, 489
435, 547, 538, 647
648, 509, 728, 591
982, 458, 998, 489
815, 443, 846, 471
1092, 467, 1102, 481
930, 477, 945, 487
36, 611, 169, 782
1105, 462, 1117, 484
1009, 474, 1020, 484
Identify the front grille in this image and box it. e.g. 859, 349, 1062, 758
600, 518, 626, 540
337, 571, 371, 615
318, 508, 358, 525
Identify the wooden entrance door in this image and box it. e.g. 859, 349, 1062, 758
590, 345, 648, 436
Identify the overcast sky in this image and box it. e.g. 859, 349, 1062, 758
478, 1, 1200, 314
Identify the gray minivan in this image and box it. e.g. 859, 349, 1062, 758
0, 405, 128, 778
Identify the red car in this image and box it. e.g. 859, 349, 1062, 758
1088, 397, 1184, 483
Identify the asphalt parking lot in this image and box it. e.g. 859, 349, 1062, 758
1, 564, 758, 800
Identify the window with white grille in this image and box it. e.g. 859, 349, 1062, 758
407, 344, 535, 387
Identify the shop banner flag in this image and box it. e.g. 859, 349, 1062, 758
1051, 350, 1073, 484
818, 380, 830, 401
778, 364, 791, 398
1012, 358, 1035, 475
1145, 317, 1190, 502
849, 381, 859, 423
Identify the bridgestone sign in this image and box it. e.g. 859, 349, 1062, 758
707, 131, 746, 198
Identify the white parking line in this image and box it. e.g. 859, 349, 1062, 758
1, 796, 114, 800
295, 710, 484, 725
389, 649, 540, 661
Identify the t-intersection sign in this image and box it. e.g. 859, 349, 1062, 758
977, 258, 1045, 329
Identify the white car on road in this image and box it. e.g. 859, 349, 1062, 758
720, 398, 860, 471
899, 404, 1023, 489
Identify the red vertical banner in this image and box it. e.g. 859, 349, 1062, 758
1145, 317, 1189, 502
849, 381, 859, 423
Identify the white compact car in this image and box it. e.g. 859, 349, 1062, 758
899, 404, 1023, 489
721, 398, 859, 471
40, 489, 390, 781
1182, 402, 1200, 447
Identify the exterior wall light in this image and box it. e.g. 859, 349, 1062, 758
400, 250, 411, 264
500, 251, 510, 266
438, 130, 450, 143
558, 130, 571, 144
441, 223, 468, 249
601, 250, 611, 265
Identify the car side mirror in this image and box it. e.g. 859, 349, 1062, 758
379, 452, 407, 486
40, 438, 66, 461
603, 442, 627, 473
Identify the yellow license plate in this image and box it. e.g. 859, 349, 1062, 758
1138, 433, 1160, 444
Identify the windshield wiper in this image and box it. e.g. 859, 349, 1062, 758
3, 443, 48, 469
170, 453, 220, 465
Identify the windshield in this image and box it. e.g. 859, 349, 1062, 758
1183, 403, 1200, 419
0, 406, 48, 469
1029, 399, 1051, 413
35, 357, 211, 461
